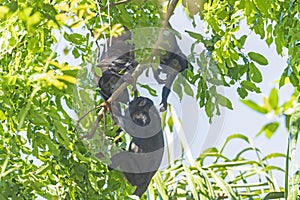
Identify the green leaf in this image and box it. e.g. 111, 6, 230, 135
153, 171, 168, 199
239, 35, 247, 47
139, 84, 157, 96
290, 105, 300, 141
269, 88, 278, 109
72, 48, 80, 58
183, 82, 194, 97
205, 98, 214, 117
0, 110, 6, 120
29, 111, 49, 126
263, 192, 284, 199
279, 67, 289, 88
79, 89, 93, 106
185, 30, 204, 41
209, 169, 238, 199
57, 75, 77, 84
241, 80, 261, 93
237, 87, 248, 99
216, 94, 233, 110
183, 165, 199, 200
28, 12, 41, 26
265, 24, 273, 46
94, 67, 102, 77
249, 62, 262, 83
253, 0, 270, 16
241, 99, 268, 114
0, 6, 9, 18
248, 52, 268, 65
167, 116, 173, 130
256, 122, 280, 138
8, 1, 18, 12
288, 170, 300, 199
173, 78, 183, 101
289, 72, 299, 87
64, 33, 85, 45
262, 153, 286, 161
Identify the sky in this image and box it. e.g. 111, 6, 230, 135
169, 5, 300, 186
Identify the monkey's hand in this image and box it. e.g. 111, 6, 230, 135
159, 86, 171, 112
159, 101, 167, 112
100, 101, 112, 113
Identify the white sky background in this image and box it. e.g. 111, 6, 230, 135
54, 4, 300, 188
170, 5, 300, 186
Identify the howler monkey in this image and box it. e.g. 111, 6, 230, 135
109, 97, 164, 197
96, 28, 138, 103
152, 24, 188, 111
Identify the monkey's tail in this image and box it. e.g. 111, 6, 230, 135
133, 183, 149, 197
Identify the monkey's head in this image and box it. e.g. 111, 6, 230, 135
164, 52, 188, 73
129, 97, 154, 127
98, 71, 120, 100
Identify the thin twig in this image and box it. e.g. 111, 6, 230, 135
88, 14, 101, 53
95, 0, 107, 60
81, 107, 106, 139
107, 0, 112, 46
102, 0, 132, 9
74, 105, 103, 132
101, 109, 107, 152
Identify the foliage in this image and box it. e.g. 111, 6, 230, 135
149, 134, 285, 199
0, 0, 299, 199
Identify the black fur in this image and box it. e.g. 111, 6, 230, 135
109, 97, 164, 197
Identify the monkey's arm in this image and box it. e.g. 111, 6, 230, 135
160, 72, 177, 112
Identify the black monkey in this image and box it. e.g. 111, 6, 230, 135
153, 24, 188, 111
96, 27, 138, 103
155, 51, 188, 111
96, 25, 188, 112
109, 97, 164, 197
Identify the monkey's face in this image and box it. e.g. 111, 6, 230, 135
129, 97, 154, 127
98, 72, 120, 98
167, 58, 181, 71
165, 53, 188, 72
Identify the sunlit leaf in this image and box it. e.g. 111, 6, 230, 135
241, 99, 268, 114
57, 75, 77, 84
0, 110, 6, 120
269, 88, 278, 109
256, 122, 280, 138
0, 6, 9, 18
